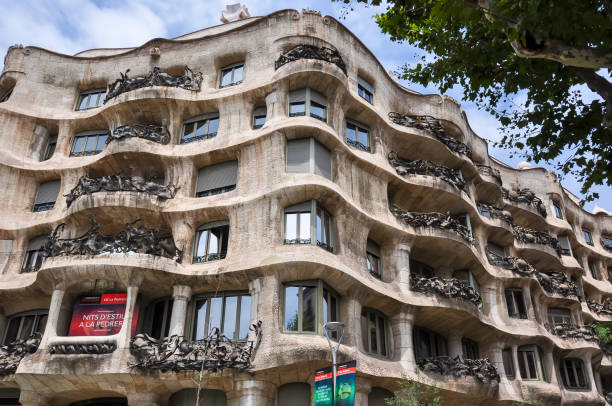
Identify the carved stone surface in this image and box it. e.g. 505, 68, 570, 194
65, 175, 178, 207
545, 323, 598, 343
49, 343, 116, 355
388, 112, 473, 160
104, 66, 203, 103
512, 224, 562, 255
502, 187, 547, 217
388, 152, 467, 193
410, 274, 482, 307
475, 164, 502, 184
417, 356, 500, 383
108, 124, 170, 145
476, 202, 513, 225
587, 298, 612, 316
43, 220, 182, 262
0, 333, 41, 376
485, 249, 535, 277
274, 44, 347, 75
536, 272, 580, 300
130, 322, 261, 372
390, 205, 474, 244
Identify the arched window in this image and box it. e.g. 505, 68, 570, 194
189, 292, 251, 341
22, 235, 48, 273
560, 358, 589, 390
75, 89, 106, 111
413, 326, 447, 360
70, 130, 108, 157
368, 387, 393, 406
517, 344, 546, 381
288, 88, 327, 122
193, 221, 229, 263
181, 113, 219, 144
345, 119, 371, 152
277, 383, 310, 406
143, 297, 173, 339
169, 389, 226, 406
219, 62, 244, 88
3, 310, 47, 344
283, 280, 340, 336
361, 308, 389, 357
284, 201, 333, 252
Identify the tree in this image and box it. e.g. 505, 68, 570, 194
338, 0, 611, 201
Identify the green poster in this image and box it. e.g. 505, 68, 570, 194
314, 360, 356, 406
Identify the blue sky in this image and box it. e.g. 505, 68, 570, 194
1, 0, 609, 212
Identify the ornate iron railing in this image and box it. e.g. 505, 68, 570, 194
388, 152, 467, 193
388, 113, 473, 160
0, 333, 41, 376
544, 323, 598, 343
346, 138, 371, 152
275, 44, 347, 75
512, 224, 562, 255
43, 219, 182, 262
104, 66, 202, 103
476, 202, 513, 225
284, 238, 312, 245
475, 164, 502, 184
108, 124, 170, 145
49, 342, 116, 355
502, 187, 547, 217
65, 175, 178, 207
417, 356, 500, 383
536, 272, 580, 300
33, 202, 55, 212
587, 298, 612, 316
485, 249, 535, 277
193, 252, 227, 263
130, 322, 261, 372
410, 274, 482, 307
196, 185, 236, 197
391, 205, 474, 244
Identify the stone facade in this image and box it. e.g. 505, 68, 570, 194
0, 7, 611, 406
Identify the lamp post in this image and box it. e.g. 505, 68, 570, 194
324, 321, 344, 406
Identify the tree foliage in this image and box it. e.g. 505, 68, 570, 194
385, 375, 442, 406
337, 0, 611, 201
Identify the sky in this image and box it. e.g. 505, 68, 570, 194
0, 0, 609, 212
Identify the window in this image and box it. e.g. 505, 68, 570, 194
548, 307, 572, 327
70, 131, 108, 157
32, 179, 60, 212
286, 137, 332, 180
144, 297, 173, 340
608, 267, 612, 281
3, 310, 47, 344
191, 292, 251, 341
288, 88, 328, 122
181, 114, 219, 144
42, 135, 57, 161
357, 76, 373, 104
558, 235, 572, 256
517, 344, 546, 381
413, 326, 447, 360
22, 235, 47, 273
0, 86, 14, 103
283, 281, 339, 335
410, 260, 434, 278
284, 201, 333, 252
502, 348, 515, 379
588, 261, 599, 280
195, 161, 238, 197
583, 229, 593, 245
560, 358, 589, 390
477, 203, 492, 218
362, 308, 389, 357
193, 221, 229, 263
366, 239, 382, 278
505, 288, 528, 319
552, 201, 563, 219
462, 338, 479, 359
487, 242, 506, 258
345, 120, 371, 152
252, 106, 266, 129
76, 89, 106, 111
453, 269, 480, 296
602, 235, 612, 251
219, 63, 244, 88
277, 383, 310, 406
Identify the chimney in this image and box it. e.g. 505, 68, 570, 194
221, 4, 251, 23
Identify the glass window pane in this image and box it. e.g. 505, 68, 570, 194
299, 212, 311, 241
323, 290, 329, 325
575, 360, 586, 387
330, 296, 337, 322
208, 228, 220, 256
254, 115, 266, 127
73, 137, 85, 154
361, 313, 368, 351
285, 213, 297, 241
183, 123, 194, 140
164, 301, 173, 337
150, 300, 166, 339
4, 317, 20, 344
324, 213, 331, 246
233, 65, 243, 83
302, 287, 316, 332
518, 352, 528, 378
85, 136, 97, 152
19, 315, 35, 340
369, 313, 378, 353
193, 299, 207, 340
208, 118, 219, 135
238, 296, 251, 339
566, 360, 577, 387
526, 351, 537, 379
223, 296, 237, 339
290, 102, 305, 116
284, 286, 299, 331
36, 314, 47, 335
316, 210, 323, 244
378, 316, 386, 356
96, 134, 107, 151
346, 125, 356, 142
221, 69, 233, 87
196, 230, 209, 258
208, 297, 223, 336
24, 252, 36, 270
77, 95, 89, 110
358, 128, 369, 147
310, 102, 326, 120
195, 121, 207, 138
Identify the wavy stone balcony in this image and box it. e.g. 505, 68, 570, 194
410, 274, 482, 307
274, 44, 347, 75
390, 205, 474, 244
416, 356, 500, 383
502, 187, 547, 218
475, 164, 502, 185
0, 333, 41, 376
388, 152, 468, 194
512, 224, 562, 256
477, 202, 513, 225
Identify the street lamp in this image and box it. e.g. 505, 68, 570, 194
324, 321, 344, 406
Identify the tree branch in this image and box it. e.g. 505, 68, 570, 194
573, 67, 612, 127
511, 38, 612, 69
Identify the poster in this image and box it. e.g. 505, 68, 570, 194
314, 360, 356, 406
68, 293, 138, 336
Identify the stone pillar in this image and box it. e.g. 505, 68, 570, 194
168, 285, 192, 337
39, 288, 65, 349
127, 393, 160, 406
354, 376, 372, 406
594, 369, 604, 395
480, 281, 500, 321
393, 243, 411, 293
511, 346, 520, 379
18, 390, 50, 406
227, 379, 276, 406
584, 355, 598, 395
543, 349, 558, 386
342, 291, 362, 348
390, 306, 416, 371
117, 285, 139, 349
522, 285, 536, 321
447, 330, 463, 358
488, 343, 507, 380
248, 278, 262, 327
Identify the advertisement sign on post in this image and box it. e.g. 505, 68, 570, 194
314, 360, 357, 406
68, 293, 138, 336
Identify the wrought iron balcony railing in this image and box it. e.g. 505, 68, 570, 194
475, 164, 502, 184
544, 323, 598, 343
410, 274, 482, 308
388, 152, 467, 193
485, 249, 535, 277
502, 187, 547, 217
274, 44, 347, 75
476, 202, 513, 225
0, 333, 41, 376
391, 205, 474, 244
108, 124, 170, 145
587, 298, 612, 316
511, 224, 562, 255
416, 355, 500, 383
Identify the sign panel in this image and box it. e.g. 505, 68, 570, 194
68, 293, 138, 336
314, 360, 356, 406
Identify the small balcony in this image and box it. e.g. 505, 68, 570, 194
388, 152, 467, 194
0, 333, 41, 376
391, 205, 474, 244
512, 224, 562, 256
410, 274, 482, 308
416, 355, 500, 383
502, 187, 547, 218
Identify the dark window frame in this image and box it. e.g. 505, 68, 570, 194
362, 308, 389, 358
193, 221, 230, 263
552, 201, 564, 219
517, 344, 546, 381
3, 310, 48, 344
288, 88, 328, 122
144, 297, 173, 340
505, 288, 528, 319
547, 307, 573, 327
70, 131, 108, 157
283, 201, 334, 252
357, 76, 374, 104
345, 119, 371, 152
252, 106, 267, 129
582, 229, 593, 245
560, 358, 589, 390
462, 337, 480, 359
181, 114, 220, 144
502, 347, 515, 379
188, 291, 251, 341
366, 239, 382, 279
413, 326, 448, 360
282, 280, 340, 336
219, 62, 244, 88
75, 88, 106, 111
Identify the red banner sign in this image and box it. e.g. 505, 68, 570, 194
68, 293, 138, 336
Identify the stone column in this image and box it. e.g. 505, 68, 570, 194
480, 281, 500, 321
127, 393, 160, 406
594, 369, 604, 395
390, 306, 416, 371
393, 243, 411, 293
117, 285, 139, 349
522, 285, 536, 321
543, 349, 558, 386
39, 288, 65, 349
227, 379, 276, 406
511, 346, 520, 379
18, 390, 50, 406
354, 376, 372, 406
168, 285, 192, 337
248, 278, 262, 327
584, 355, 598, 395
342, 291, 362, 349
487, 343, 507, 380
447, 330, 463, 358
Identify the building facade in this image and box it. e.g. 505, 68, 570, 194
0, 7, 611, 406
